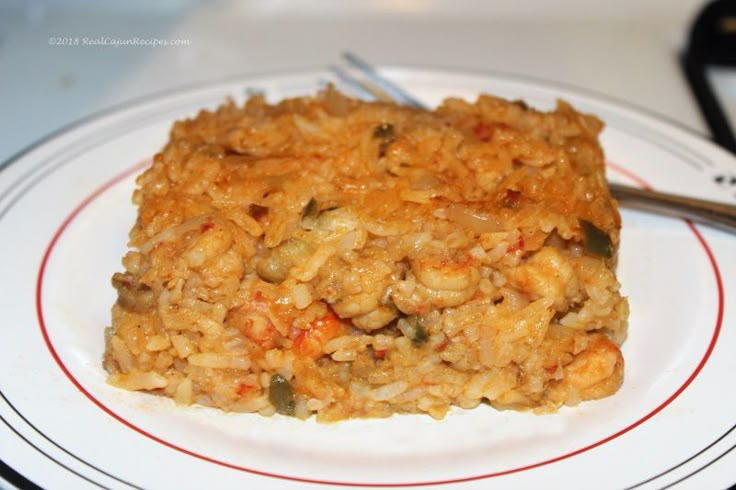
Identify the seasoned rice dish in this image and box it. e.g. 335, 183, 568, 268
104, 87, 629, 421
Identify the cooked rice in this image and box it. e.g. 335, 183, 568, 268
103, 86, 629, 421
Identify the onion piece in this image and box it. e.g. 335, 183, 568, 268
445, 204, 502, 233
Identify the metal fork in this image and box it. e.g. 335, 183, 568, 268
331, 52, 736, 234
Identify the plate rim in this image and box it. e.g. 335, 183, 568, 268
1, 65, 733, 489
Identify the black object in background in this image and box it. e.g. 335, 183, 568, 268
0, 458, 41, 489
682, 0, 736, 154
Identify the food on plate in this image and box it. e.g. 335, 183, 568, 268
103, 86, 629, 421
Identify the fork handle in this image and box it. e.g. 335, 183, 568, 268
609, 183, 736, 233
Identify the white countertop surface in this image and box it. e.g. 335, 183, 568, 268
0, 0, 711, 164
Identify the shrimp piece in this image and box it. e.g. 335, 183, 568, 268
411, 257, 481, 291
505, 246, 580, 311
293, 311, 347, 359
228, 308, 280, 349
562, 335, 624, 402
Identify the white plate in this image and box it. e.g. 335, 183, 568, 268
1, 68, 735, 490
